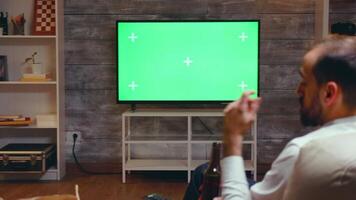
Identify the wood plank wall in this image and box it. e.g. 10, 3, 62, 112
63, 0, 356, 174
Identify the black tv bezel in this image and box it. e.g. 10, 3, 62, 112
116, 20, 260, 105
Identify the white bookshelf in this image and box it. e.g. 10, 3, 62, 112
315, 0, 329, 42
121, 109, 257, 183
0, 0, 65, 180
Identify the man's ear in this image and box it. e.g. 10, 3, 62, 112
322, 81, 339, 107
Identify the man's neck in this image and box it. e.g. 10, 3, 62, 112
323, 107, 356, 124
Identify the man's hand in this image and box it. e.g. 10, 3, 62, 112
223, 91, 262, 156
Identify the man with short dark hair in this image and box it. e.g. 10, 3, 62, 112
220, 35, 356, 200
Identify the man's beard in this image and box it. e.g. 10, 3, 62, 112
299, 95, 323, 127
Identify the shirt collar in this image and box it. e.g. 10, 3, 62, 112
323, 115, 356, 127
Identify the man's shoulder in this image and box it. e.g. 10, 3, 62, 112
288, 119, 356, 148
288, 128, 325, 148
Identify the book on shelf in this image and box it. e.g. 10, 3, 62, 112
0, 117, 31, 122
0, 120, 32, 126
23, 73, 50, 79
0, 115, 23, 119
20, 77, 52, 82
20, 73, 52, 82
0, 115, 32, 126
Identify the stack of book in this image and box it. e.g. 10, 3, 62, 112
20, 73, 51, 82
0, 115, 32, 126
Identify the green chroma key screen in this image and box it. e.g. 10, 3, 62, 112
117, 21, 259, 103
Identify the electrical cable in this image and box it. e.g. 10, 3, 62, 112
72, 134, 121, 175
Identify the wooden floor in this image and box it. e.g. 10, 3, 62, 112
0, 165, 188, 200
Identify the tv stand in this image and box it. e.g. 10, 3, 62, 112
121, 109, 257, 183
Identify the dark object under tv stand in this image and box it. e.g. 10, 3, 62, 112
130, 104, 136, 112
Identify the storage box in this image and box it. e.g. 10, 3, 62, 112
36, 114, 57, 128
0, 144, 56, 173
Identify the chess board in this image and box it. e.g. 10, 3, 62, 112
33, 0, 56, 35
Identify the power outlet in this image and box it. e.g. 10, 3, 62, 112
66, 131, 82, 144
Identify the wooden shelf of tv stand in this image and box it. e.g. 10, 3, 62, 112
191, 160, 254, 171
126, 160, 188, 171
121, 109, 257, 183
125, 134, 253, 144
124, 159, 254, 171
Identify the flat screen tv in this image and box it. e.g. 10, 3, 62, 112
117, 20, 259, 104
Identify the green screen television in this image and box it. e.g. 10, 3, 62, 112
117, 20, 259, 104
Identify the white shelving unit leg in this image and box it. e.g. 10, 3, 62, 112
253, 120, 257, 181
127, 117, 131, 163
122, 115, 126, 183
187, 116, 192, 183
315, 0, 329, 43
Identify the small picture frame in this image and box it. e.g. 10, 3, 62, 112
0, 55, 8, 81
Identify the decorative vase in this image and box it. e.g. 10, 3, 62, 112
32, 63, 43, 74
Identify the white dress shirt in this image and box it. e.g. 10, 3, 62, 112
221, 116, 356, 200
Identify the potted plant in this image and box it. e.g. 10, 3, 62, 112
24, 52, 43, 74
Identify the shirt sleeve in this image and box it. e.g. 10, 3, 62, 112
221, 143, 300, 200
221, 156, 251, 200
